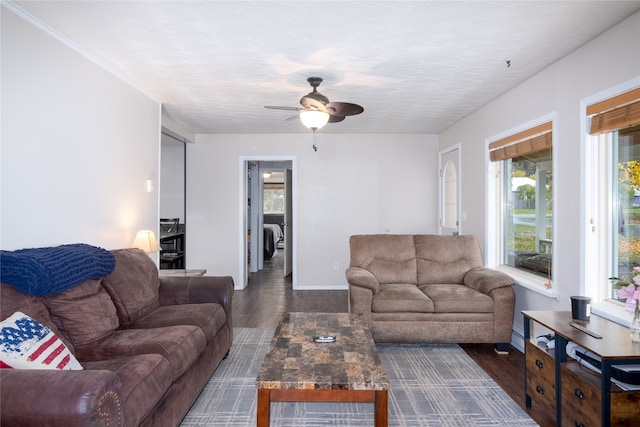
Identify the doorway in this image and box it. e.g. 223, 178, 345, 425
239, 157, 296, 290
439, 144, 461, 235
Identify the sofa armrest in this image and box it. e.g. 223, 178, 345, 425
464, 267, 515, 295
158, 275, 234, 323
346, 267, 379, 323
0, 369, 124, 427
345, 267, 380, 294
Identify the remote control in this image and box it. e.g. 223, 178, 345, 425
569, 321, 603, 339
313, 335, 336, 343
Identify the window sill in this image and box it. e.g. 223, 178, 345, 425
496, 265, 558, 299
591, 300, 633, 328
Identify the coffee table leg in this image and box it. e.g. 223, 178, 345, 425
374, 390, 388, 427
257, 389, 270, 427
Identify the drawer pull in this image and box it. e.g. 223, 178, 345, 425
574, 420, 584, 427
535, 359, 543, 369
574, 388, 585, 399
536, 385, 544, 395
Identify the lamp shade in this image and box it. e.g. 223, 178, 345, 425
299, 110, 330, 130
131, 230, 161, 253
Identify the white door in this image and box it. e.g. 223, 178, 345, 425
440, 146, 461, 235
248, 163, 259, 272
284, 168, 293, 277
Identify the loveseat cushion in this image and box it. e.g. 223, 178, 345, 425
127, 303, 227, 342
83, 354, 173, 427
415, 235, 483, 285
102, 248, 160, 326
42, 278, 120, 353
349, 235, 418, 285
77, 325, 206, 381
372, 284, 434, 313
419, 284, 494, 313
1, 283, 76, 355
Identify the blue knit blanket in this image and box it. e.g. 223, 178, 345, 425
0, 244, 116, 296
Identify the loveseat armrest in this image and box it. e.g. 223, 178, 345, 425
345, 267, 380, 294
0, 368, 124, 427
158, 275, 234, 320
464, 267, 515, 295
346, 267, 379, 323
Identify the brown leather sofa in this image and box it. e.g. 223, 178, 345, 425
0, 248, 233, 427
347, 234, 515, 352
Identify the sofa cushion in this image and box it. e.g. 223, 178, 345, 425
349, 235, 418, 285
42, 278, 120, 353
102, 249, 160, 326
0, 283, 76, 355
0, 311, 83, 370
128, 303, 227, 342
415, 235, 483, 285
84, 354, 173, 427
372, 284, 434, 313
419, 284, 494, 313
77, 325, 206, 381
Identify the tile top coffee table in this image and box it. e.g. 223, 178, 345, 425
256, 312, 389, 426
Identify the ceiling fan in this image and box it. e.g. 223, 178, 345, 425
265, 77, 364, 131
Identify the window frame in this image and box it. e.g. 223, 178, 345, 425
486, 113, 558, 298
583, 80, 640, 326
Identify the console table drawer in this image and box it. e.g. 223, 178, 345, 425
525, 341, 556, 413
560, 363, 600, 426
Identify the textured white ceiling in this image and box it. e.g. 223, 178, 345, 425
9, 1, 640, 134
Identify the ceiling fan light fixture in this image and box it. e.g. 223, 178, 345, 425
299, 110, 330, 131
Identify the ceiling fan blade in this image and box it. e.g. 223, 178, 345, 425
328, 115, 345, 123
326, 102, 364, 116
264, 106, 301, 111
300, 96, 328, 112
285, 114, 299, 121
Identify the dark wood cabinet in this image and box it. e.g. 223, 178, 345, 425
160, 230, 184, 269
523, 311, 640, 426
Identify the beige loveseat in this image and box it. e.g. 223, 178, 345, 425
346, 234, 515, 352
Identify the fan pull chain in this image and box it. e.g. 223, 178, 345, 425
312, 129, 318, 152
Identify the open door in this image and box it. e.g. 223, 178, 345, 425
284, 168, 293, 277
440, 146, 461, 235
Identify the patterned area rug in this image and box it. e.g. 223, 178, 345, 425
181, 328, 538, 426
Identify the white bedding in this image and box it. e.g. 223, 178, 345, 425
264, 223, 283, 242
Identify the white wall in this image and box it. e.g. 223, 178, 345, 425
1, 6, 161, 251
187, 133, 439, 289
439, 12, 640, 337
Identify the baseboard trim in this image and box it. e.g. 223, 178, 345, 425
292, 284, 349, 291
510, 327, 525, 353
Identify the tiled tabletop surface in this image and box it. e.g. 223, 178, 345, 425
256, 312, 389, 391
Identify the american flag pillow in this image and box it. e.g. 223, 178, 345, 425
0, 311, 83, 370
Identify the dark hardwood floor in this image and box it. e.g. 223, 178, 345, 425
232, 253, 554, 426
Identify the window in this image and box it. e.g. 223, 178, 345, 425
488, 120, 553, 285
263, 183, 285, 214
586, 87, 640, 311
610, 125, 640, 300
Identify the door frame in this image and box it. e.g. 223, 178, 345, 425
238, 156, 297, 290
438, 143, 461, 235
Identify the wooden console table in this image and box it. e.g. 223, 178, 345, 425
523, 311, 640, 426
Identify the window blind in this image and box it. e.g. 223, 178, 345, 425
488, 121, 552, 162
588, 87, 640, 135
